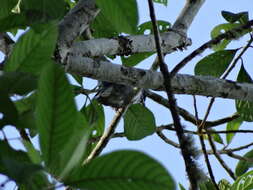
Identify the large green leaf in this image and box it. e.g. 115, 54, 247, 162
36, 63, 89, 177
226, 117, 243, 144
194, 49, 237, 77
235, 150, 253, 177
4, 23, 58, 75
235, 64, 253, 121
92, 0, 138, 37
231, 170, 253, 190
0, 72, 37, 95
65, 150, 175, 190
211, 23, 242, 51
124, 104, 156, 140
222, 11, 249, 24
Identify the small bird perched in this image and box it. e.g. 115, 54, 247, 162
94, 81, 145, 109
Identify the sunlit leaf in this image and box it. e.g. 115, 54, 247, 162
231, 170, 253, 190
210, 23, 247, 51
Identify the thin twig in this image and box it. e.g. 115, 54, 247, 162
171, 20, 253, 77
207, 134, 236, 180
146, 90, 240, 128
147, 1, 200, 189
83, 107, 126, 164
193, 96, 219, 189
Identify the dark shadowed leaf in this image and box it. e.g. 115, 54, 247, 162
65, 150, 175, 190
0, 0, 18, 19
235, 149, 253, 177
36, 63, 89, 177
0, 72, 37, 95
81, 100, 105, 137
222, 11, 249, 24
124, 104, 156, 140
179, 183, 186, 190
235, 64, 253, 121
226, 117, 243, 144
0, 141, 50, 189
231, 170, 253, 190
92, 0, 138, 37
22, 140, 41, 164
4, 23, 58, 75
194, 49, 237, 77
0, 93, 18, 128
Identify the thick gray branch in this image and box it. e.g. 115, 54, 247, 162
70, 31, 191, 57
172, 0, 205, 33
66, 56, 253, 102
57, 0, 99, 60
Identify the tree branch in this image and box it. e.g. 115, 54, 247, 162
66, 56, 253, 102
57, 0, 99, 61
146, 90, 240, 128
172, 0, 205, 33
70, 31, 191, 57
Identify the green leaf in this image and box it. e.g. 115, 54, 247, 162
92, 0, 138, 37
22, 140, 41, 164
36, 63, 89, 177
4, 23, 58, 75
199, 179, 216, 190
60, 112, 90, 179
179, 183, 186, 190
218, 179, 231, 190
0, 72, 37, 95
65, 150, 175, 190
153, 0, 168, 6
0, 141, 50, 189
136, 20, 171, 35
235, 150, 253, 177
0, 0, 18, 19
235, 64, 253, 121
21, 0, 67, 21
211, 131, 224, 145
122, 52, 154, 67
0, 0, 67, 32
222, 11, 249, 24
124, 104, 156, 140
211, 23, 241, 51
71, 73, 83, 86
194, 49, 237, 77
122, 20, 171, 67
0, 93, 18, 128
231, 170, 253, 190
81, 100, 105, 137
226, 117, 243, 144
